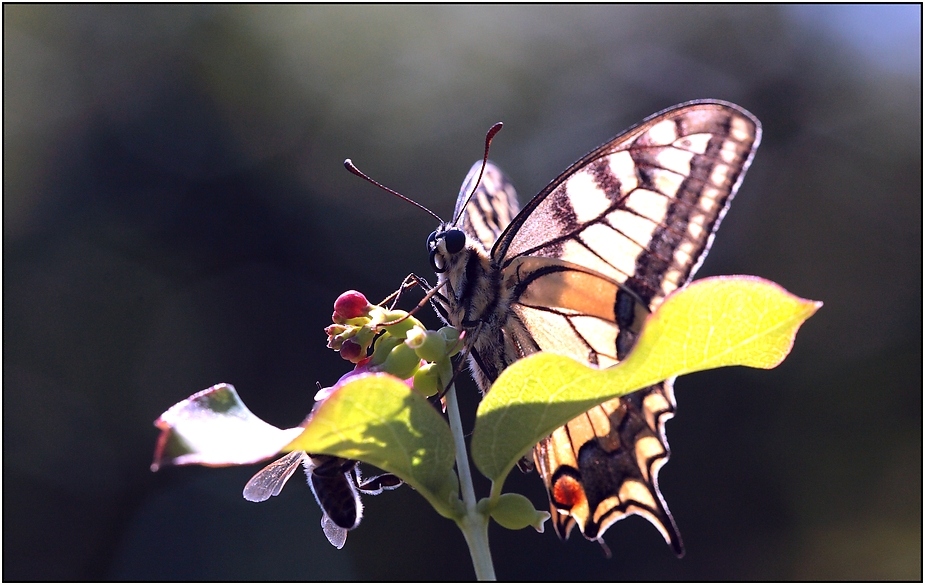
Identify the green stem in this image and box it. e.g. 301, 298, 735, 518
444, 382, 496, 581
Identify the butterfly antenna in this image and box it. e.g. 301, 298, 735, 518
344, 159, 444, 223
452, 122, 503, 225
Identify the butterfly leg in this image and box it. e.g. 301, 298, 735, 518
379, 273, 425, 309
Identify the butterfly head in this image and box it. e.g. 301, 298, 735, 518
426, 225, 466, 273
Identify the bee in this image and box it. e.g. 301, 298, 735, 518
243, 450, 401, 548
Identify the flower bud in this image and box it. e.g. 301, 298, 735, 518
325, 324, 347, 337
339, 339, 364, 362
405, 325, 426, 348
406, 328, 448, 363
380, 310, 421, 340
369, 334, 402, 366
412, 362, 442, 397
376, 342, 422, 380
438, 326, 462, 357
488, 493, 550, 533
325, 324, 347, 350
333, 290, 371, 321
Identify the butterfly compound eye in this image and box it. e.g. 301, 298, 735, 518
444, 229, 466, 254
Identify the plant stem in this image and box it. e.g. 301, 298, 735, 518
444, 383, 496, 580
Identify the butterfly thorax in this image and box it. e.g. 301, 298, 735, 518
430, 230, 524, 393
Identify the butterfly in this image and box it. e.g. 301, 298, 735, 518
425, 100, 761, 556
244, 450, 402, 548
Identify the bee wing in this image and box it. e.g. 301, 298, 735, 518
321, 513, 348, 549
242, 451, 307, 502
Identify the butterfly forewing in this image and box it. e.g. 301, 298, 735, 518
496, 101, 759, 309
432, 101, 760, 556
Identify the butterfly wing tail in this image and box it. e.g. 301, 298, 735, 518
534, 381, 685, 557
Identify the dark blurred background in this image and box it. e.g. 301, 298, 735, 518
4, 5, 921, 581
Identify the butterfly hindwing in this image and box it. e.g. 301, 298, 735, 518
431, 100, 761, 556
534, 384, 682, 555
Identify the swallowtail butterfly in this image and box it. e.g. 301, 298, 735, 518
426, 100, 761, 555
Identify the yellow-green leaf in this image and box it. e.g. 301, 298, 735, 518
151, 383, 303, 471
285, 373, 460, 519
472, 276, 821, 483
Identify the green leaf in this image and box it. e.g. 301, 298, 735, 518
285, 373, 460, 519
151, 383, 303, 471
471, 276, 822, 483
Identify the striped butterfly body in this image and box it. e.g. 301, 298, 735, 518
427, 101, 761, 555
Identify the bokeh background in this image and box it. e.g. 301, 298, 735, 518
4, 5, 921, 581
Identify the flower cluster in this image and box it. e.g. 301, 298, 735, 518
323, 290, 462, 398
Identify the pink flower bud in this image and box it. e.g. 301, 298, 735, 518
339, 338, 364, 362
333, 290, 371, 321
